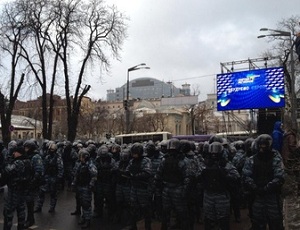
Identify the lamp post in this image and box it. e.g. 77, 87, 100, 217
258, 27, 297, 129
125, 63, 150, 133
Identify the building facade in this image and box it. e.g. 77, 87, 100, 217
106, 77, 191, 101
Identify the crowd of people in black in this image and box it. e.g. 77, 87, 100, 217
0, 130, 287, 230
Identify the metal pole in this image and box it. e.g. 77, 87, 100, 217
126, 70, 130, 133
289, 35, 297, 130
124, 63, 150, 133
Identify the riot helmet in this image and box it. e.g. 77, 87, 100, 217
208, 135, 223, 144
145, 141, 156, 157
8, 140, 17, 149
112, 144, 121, 153
159, 140, 168, 154
234, 140, 245, 151
97, 145, 109, 158
167, 138, 180, 151
24, 139, 37, 152
130, 142, 144, 158
256, 134, 273, 152
208, 141, 223, 160
120, 148, 131, 162
202, 141, 210, 159
180, 140, 191, 154
64, 140, 72, 150
244, 138, 255, 156
79, 149, 90, 163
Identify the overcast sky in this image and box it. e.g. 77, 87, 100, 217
10, 0, 300, 102
89, 0, 300, 101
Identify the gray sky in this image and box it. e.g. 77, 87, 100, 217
72, 1, 300, 101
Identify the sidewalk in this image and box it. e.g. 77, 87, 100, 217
284, 194, 300, 230
283, 172, 300, 230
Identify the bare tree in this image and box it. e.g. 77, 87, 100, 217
50, 0, 128, 141
259, 16, 300, 128
2, 0, 128, 142
0, 2, 27, 146
8, 0, 63, 140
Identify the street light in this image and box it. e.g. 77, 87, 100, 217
258, 27, 297, 129
125, 63, 150, 133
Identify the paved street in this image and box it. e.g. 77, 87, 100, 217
0, 186, 254, 230
0, 187, 125, 230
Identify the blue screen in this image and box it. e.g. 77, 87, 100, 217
217, 67, 285, 111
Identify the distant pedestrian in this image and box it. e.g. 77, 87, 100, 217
282, 116, 298, 167
272, 121, 283, 153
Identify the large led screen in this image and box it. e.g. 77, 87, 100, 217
217, 67, 285, 111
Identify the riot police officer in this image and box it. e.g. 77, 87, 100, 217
145, 141, 164, 221
114, 148, 131, 223
23, 139, 44, 229
199, 141, 240, 230
126, 142, 152, 230
94, 145, 117, 219
72, 149, 97, 229
2, 145, 32, 230
35, 142, 64, 213
243, 134, 285, 230
155, 138, 191, 230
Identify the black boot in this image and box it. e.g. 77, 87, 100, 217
78, 218, 86, 225
34, 207, 42, 213
81, 220, 90, 229
71, 209, 81, 215
24, 219, 35, 229
25, 201, 35, 228
17, 224, 25, 230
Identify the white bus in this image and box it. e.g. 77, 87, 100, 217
216, 130, 257, 141
115, 132, 172, 145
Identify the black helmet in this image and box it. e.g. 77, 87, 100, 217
158, 140, 168, 154
79, 149, 90, 161
202, 141, 210, 158
11, 141, 25, 155
24, 140, 37, 151
167, 138, 180, 151
120, 148, 131, 161
87, 143, 97, 153
208, 135, 223, 144
256, 134, 273, 151
209, 142, 223, 160
244, 138, 255, 154
145, 141, 156, 157
97, 145, 109, 157
130, 143, 144, 157
112, 144, 121, 153
180, 140, 191, 154
64, 141, 72, 150
8, 140, 17, 149
234, 140, 245, 151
